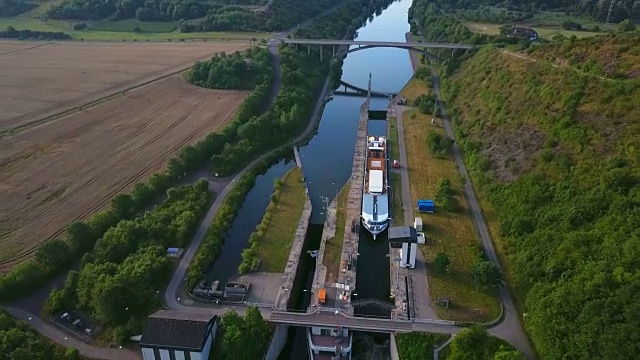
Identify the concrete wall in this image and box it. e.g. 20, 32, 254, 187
263, 324, 289, 360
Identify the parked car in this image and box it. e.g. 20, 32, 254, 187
393, 160, 400, 168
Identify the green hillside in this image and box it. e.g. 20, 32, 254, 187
441, 34, 640, 359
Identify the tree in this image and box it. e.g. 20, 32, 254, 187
449, 326, 490, 360
617, 19, 636, 33
493, 346, 527, 360
433, 252, 450, 273
471, 261, 503, 289
426, 132, 454, 156
435, 177, 456, 212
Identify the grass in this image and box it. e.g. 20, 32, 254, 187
399, 77, 429, 104
390, 172, 404, 226
255, 167, 307, 272
0, 2, 272, 41
403, 107, 500, 322
464, 21, 603, 39
88, 19, 178, 33
323, 182, 349, 283
396, 332, 450, 360
388, 116, 404, 226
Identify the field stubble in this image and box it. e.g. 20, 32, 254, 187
0, 75, 248, 269
0, 41, 249, 131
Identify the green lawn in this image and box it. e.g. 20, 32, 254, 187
255, 167, 307, 272
390, 172, 404, 226
322, 183, 349, 284
0, 2, 272, 41
404, 107, 500, 322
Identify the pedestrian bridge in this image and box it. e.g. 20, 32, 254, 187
268, 308, 460, 335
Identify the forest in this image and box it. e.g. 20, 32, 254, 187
411, 0, 640, 357
0, 310, 80, 360
44, 181, 211, 341
435, 0, 637, 22
187, 47, 272, 90
0, 0, 35, 17
45, 0, 345, 32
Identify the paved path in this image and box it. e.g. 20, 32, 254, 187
3, 306, 140, 360
389, 104, 439, 321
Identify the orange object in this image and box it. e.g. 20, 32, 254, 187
318, 288, 327, 304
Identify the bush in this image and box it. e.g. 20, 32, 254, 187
426, 132, 454, 156
73, 22, 87, 30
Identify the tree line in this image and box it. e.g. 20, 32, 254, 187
44, 181, 211, 342
187, 47, 272, 90
0, 309, 80, 360
0, 26, 71, 39
432, 0, 636, 23
410, 0, 640, 356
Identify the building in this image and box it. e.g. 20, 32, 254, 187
307, 325, 353, 359
140, 310, 218, 360
506, 26, 539, 41
388, 226, 418, 269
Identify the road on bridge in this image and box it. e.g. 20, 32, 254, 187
283, 38, 476, 50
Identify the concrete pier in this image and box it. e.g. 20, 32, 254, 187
336, 100, 369, 314
274, 146, 312, 310
309, 196, 337, 309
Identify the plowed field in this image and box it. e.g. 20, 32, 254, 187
0, 40, 248, 131
0, 75, 248, 269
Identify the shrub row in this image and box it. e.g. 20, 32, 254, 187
238, 176, 285, 274
185, 148, 288, 290
0, 26, 71, 40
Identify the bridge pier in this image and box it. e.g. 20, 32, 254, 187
307, 45, 310, 55
333, 45, 335, 57
320, 45, 323, 62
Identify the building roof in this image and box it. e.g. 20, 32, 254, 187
388, 226, 417, 241
368, 170, 384, 193
140, 310, 216, 350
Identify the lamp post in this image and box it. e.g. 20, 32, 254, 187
332, 182, 339, 200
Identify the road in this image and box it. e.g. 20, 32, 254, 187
389, 103, 439, 321
2, 306, 140, 360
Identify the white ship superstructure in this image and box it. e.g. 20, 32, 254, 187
361, 135, 389, 239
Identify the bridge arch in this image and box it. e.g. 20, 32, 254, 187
340, 44, 442, 61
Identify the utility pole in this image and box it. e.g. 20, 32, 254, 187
605, 0, 616, 30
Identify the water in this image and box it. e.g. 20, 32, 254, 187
201, 0, 414, 355
205, 157, 295, 283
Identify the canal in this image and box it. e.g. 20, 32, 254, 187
202, 0, 414, 356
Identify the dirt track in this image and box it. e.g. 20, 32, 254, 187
0, 75, 248, 268
0, 41, 248, 131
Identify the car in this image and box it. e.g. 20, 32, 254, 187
393, 160, 400, 168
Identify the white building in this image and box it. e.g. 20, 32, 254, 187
140, 310, 218, 360
388, 226, 418, 269
307, 325, 352, 360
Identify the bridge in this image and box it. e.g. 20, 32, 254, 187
283, 38, 476, 52
335, 80, 395, 98
268, 308, 461, 335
